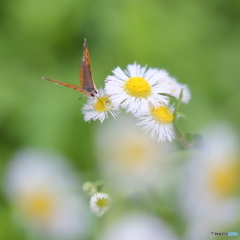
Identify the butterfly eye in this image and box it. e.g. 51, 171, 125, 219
91, 90, 98, 97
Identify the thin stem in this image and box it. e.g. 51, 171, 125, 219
175, 135, 194, 150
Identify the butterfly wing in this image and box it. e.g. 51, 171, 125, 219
42, 77, 90, 95
80, 39, 98, 96
42, 39, 97, 97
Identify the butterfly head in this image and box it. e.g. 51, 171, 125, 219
91, 89, 98, 97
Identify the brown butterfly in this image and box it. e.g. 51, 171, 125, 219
42, 39, 98, 97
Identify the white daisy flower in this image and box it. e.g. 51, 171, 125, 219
170, 82, 190, 103
179, 125, 240, 240
4, 149, 91, 240
90, 192, 111, 217
105, 63, 171, 114
157, 69, 191, 103
95, 117, 175, 195
82, 89, 120, 123
137, 105, 175, 141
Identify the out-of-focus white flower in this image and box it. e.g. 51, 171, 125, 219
82, 89, 120, 123
179, 125, 240, 240
157, 70, 190, 103
98, 213, 178, 240
136, 105, 175, 142
95, 117, 174, 194
4, 149, 91, 240
90, 192, 111, 217
105, 63, 171, 114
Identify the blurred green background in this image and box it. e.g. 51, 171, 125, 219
1, 0, 240, 239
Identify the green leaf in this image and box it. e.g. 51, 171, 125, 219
173, 88, 183, 118
183, 133, 206, 150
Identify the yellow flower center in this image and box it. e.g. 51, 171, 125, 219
93, 96, 110, 112
123, 77, 152, 98
125, 143, 147, 162
150, 106, 173, 124
210, 160, 239, 198
96, 197, 110, 208
118, 142, 148, 168
114, 133, 158, 173
22, 191, 53, 221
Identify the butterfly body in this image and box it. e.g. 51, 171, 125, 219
42, 39, 98, 97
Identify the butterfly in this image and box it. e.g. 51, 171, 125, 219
42, 39, 98, 97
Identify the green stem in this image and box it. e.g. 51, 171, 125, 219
175, 135, 194, 150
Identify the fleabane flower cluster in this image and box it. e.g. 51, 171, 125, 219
82, 181, 112, 217
82, 63, 190, 142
